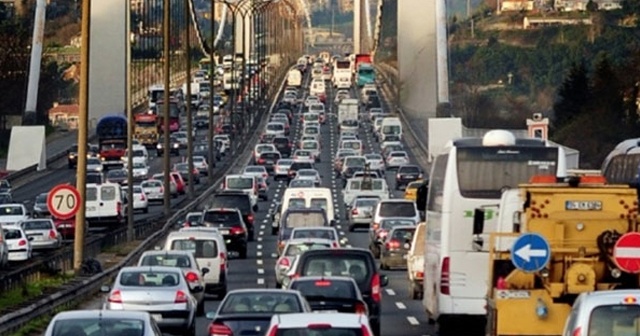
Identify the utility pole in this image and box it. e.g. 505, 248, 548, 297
330, 0, 335, 37
74, 0, 90, 273
163, 0, 171, 216
125, 0, 135, 241
185, 0, 194, 196
208, 1, 215, 178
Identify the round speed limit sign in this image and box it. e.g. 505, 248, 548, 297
47, 184, 81, 220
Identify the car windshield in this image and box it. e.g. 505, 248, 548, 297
302, 142, 318, 149
297, 170, 317, 176
220, 293, 302, 314
35, 194, 47, 203
0, 206, 23, 216
142, 181, 162, 188
290, 279, 356, 299
107, 170, 126, 178
52, 319, 144, 336
139, 254, 192, 268
366, 154, 382, 160
133, 162, 146, 168
245, 167, 265, 173
356, 198, 380, 208
87, 159, 101, 165
290, 180, 315, 188
119, 270, 181, 287
284, 241, 332, 256
175, 163, 189, 170
21, 220, 51, 230
381, 219, 416, 229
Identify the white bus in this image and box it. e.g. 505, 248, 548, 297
423, 130, 567, 335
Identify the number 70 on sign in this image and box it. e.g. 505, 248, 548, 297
47, 184, 82, 220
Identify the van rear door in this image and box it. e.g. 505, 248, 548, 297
166, 235, 222, 285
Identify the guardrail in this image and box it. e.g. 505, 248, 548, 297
0, 62, 293, 335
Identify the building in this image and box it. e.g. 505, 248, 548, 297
524, 16, 592, 28
500, 0, 535, 12
555, 0, 622, 11
45, 46, 81, 64
338, 0, 354, 13
48, 103, 79, 130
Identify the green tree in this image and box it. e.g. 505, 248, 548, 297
586, 0, 599, 12
552, 61, 590, 131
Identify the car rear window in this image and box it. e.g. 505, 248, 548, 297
292, 229, 336, 240
220, 293, 302, 314
52, 319, 144, 336
284, 241, 332, 256
22, 220, 52, 230
379, 202, 416, 217
390, 228, 416, 241
226, 177, 253, 189
119, 270, 181, 287
290, 279, 357, 299
588, 304, 640, 336
302, 254, 370, 285
170, 239, 218, 258
140, 254, 193, 267
203, 211, 242, 226
285, 212, 326, 228
273, 138, 290, 145
276, 329, 363, 336
399, 166, 420, 174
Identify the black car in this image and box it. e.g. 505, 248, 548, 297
157, 136, 181, 156
256, 151, 281, 172
289, 248, 389, 335
287, 161, 314, 181
202, 208, 248, 258
395, 165, 424, 190
194, 115, 209, 129
0, 192, 13, 205
275, 108, 293, 122
86, 171, 103, 184
174, 162, 200, 184
272, 137, 292, 158
0, 179, 11, 194
32, 192, 49, 217
209, 190, 257, 241
206, 289, 310, 335
289, 276, 369, 314
106, 169, 128, 185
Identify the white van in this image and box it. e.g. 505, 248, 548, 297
265, 122, 286, 137
310, 80, 326, 97
164, 228, 228, 296
339, 140, 363, 156
380, 117, 403, 142
287, 69, 302, 87
125, 145, 149, 166
85, 183, 125, 225
222, 174, 258, 206
342, 177, 389, 206
280, 187, 335, 224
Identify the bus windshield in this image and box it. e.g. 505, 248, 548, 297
602, 154, 640, 184
456, 146, 559, 199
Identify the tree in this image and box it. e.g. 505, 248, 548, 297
552, 61, 590, 131
586, 0, 599, 12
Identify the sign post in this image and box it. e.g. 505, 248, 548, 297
47, 184, 81, 220
511, 233, 551, 273
613, 232, 640, 274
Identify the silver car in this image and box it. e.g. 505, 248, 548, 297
0, 229, 8, 268
102, 266, 198, 336
274, 159, 293, 180
347, 196, 381, 232
141, 180, 165, 203
137, 250, 208, 315
21, 219, 62, 250
295, 169, 322, 187
86, 157, 103, 173
288, 178, 316, 189
44, 310, 162, 336
275, 238, 334, 288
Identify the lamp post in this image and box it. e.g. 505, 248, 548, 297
185, 0, 194, 196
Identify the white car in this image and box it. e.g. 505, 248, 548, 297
365, 153, 386, 172
295, 169, 322, 187
265, 313, 375, 335
292, 150, 315, 163
192, 156, 209, 175
140, 179, 165, 204
274, 159, 294, 180
300, 140, 321, 162
213, 134, 231, 148
87, 157, 103, 172
173, 131, 189, 148
132, 161, 149, 180
253, 144, 277, 162
123, 185, 149, 213
20, 219, 62, 250
304, 95, 320, 107
274, 238, 335, 287
386, 151, 410, 169
243, 165, 269, 181
3, 225, 32, 261
0, 204, 30, 226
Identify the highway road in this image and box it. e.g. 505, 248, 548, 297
72, 74, 443, 336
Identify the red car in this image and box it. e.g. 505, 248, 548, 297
53, 216, 88, 240
170, 171, 186, 195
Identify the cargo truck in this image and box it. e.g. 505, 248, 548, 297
96, 115, 127, 169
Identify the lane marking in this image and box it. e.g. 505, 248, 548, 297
257, 278, 265, 285
257, 251, 263, 257
260, 225, 265, 229
407, 316, 419, 325
396, 302, 407, 309
257, 244, 262, 250
257, 259, 263, 265
257, 237, 263, 242
385, 289, 396, 296
258, 268, 265, 274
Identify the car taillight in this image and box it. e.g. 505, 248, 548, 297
108, 290, 122, 303
262, 173, 268, 179
258, 158, 265, 164
247, 214, 254, 224
185, 271, 199, 283
18, 239, 27, 246
267, 326, 278, 336
209, 322, 233, 336
572, 327, 581, 336
371, 274, 381, 303
315, 280, 331, 286
230, 226, 245, 235
372, 222, 379, 230
416, 271, 424, 279
140, 193, 145, 200
361, 325, 372, 336
351, 208, 358, 215
116, 202, 122, 214
159, 186, 164, 193
48, 229, 57, 239
440, 257, 450, 295
354, 301, 367, 314
332, 242, 338, 248
174, 290, 188, 303
386, 239, 400, 250
278, 258, 290, 268
378, 230, 388, 238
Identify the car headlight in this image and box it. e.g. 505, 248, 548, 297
173, 143, 179, 148
156, 144, 162, 149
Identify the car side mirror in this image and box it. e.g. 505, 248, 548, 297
206, 312, 217, 320
100, 285, 111, 293
380, 274, 389, 287
201, 267, 210, 275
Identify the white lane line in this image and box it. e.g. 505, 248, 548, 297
336, 225, 342, 229
257, 237, 263, 242
257, 278, 265, 285
257, 244, 262, 250
396, 302, 407, 309
257, 251, 263, 257
258, 268, 265, 274
262, 219, 268, 223
259, 231, 264, 236
407, 316, 419, 325
257, 259, 263, 265
339, 231, 345, 236
385, 289, 396, 296
260, 225, 265, 229
271, 253, 278, 258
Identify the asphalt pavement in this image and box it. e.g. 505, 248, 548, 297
70, 77, 438, 336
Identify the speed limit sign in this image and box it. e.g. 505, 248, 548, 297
47, 184, 81, 220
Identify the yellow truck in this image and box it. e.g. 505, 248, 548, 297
134, 113, 158, 148
480, 174, 640, 336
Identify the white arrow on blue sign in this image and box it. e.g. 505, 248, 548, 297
510, 233, 551, 273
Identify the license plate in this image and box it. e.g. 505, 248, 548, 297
86, 207, 96, 211
321, 310, 339, 313
220, 230, 229, 235
225, 239, 231, 244
266, 161, 274, 164
151, 314, 162, 321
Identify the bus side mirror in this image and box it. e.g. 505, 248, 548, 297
473, 209, 485, 235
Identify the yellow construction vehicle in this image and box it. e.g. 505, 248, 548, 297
481, 174, 640, 336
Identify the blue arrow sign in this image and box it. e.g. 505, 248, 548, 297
510, 233, 550, 273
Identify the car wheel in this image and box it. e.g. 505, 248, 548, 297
196, 300, 205, 316
143, 207, 148, 214
239, 248, 248, 259
218, 286, 227, 298
185, 321, 196, 336
271, 227, 278, 235
348, 224, 355, 232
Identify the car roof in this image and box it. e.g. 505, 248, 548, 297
270, 312, 367, 328
227, 288, 302, 295
290, 275, 358, 285
120, 265, 184, 272
140, 250, 194, 257
285, 238, 335, 245
51, 310, 151, 321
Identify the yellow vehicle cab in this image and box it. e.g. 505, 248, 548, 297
404, 180, 424, 201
